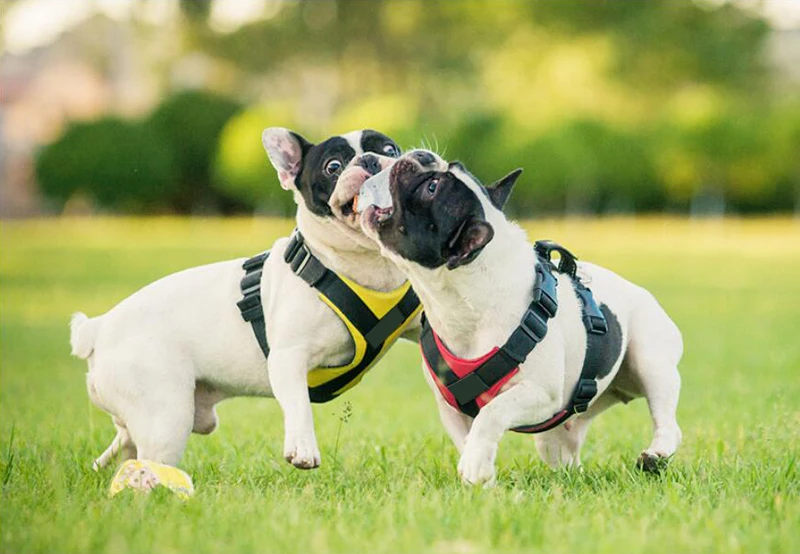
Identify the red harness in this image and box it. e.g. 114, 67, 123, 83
420, 240, 608, 434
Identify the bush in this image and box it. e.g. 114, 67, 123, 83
652, 107, 794, 214
148, 90, 243, 212
447, 115, 661, 215
518, 120, 660, 214
212, 106, 299, 215
36, 117, 176, 212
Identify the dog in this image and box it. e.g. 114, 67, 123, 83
339, 149, 683, 486
70, 128, 417, 473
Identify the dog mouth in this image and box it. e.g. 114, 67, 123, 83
363, 205, 394, 230
341, 198, 355, 217
374, 206, 394, 223
447, 219, 469, 250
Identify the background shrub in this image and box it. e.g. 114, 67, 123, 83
36, 117, 176, 212
147, 90, 243, 213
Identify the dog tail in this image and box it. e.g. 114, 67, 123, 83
70, 312, 100, 359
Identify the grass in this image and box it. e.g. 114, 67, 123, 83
1, 216, 798, 554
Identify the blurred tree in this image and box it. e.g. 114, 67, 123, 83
526, 0, 770, 89
212, 104, 299, 215
654, 108, 788, 214
148, 90, 243, 212
36, 118, 176, 212
179, 0, 212, 24
32, 0, 797, 215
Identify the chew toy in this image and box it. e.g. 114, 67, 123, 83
109, 459, 194, 500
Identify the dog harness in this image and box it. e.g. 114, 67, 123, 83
421, 240, 609, 433
237, 230, 422, 403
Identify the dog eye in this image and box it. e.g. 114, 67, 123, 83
382, 144, 399, 157
427, 178, 439, 194
324, 159, 343, 175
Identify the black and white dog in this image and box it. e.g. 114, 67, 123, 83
70, 129, 413, 473
335, 150, 683, 486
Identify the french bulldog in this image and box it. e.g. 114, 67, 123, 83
344, 150, 683, 486
70, 129, 414, 473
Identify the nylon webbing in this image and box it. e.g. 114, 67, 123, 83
283, 229, 421, 402
236, 251, 271, 359
420, 239, 610, 433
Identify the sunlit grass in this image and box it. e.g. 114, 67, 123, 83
1, 217, 798, 554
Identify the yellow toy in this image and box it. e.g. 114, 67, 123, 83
109, 459, 194, 500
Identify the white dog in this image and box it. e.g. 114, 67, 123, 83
337, 150, 683, 485
70, 129, 419, 472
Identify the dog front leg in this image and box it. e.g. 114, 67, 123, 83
458, 382, 560, 487
422, 362, 472, 453
267, 348, 320, 469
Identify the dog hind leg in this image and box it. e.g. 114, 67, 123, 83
534, 391, 622, 469
104, 353, 196, 468
93, 418, 136, 471
625, 302, 683, 472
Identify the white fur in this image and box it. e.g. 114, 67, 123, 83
358, 151, 683, 486
73, 130, 418, 471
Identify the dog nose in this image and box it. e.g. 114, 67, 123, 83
357, 154, 382, 176
412, 150, 436, 167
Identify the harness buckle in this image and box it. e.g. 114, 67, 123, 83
532, 265, 558, 317
283, 229, 304, 264
572, 378, 598, 414
519, 306, 548, 343
575, 285, 607, 335
242, 252, 267, 271
289, 245, 311, 275
240, 269, 262, 295
585, 315, 608, 335
534, 240, 578, 279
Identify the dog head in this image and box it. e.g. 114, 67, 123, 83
358, 149, 522, 270
262, 128, 401, 220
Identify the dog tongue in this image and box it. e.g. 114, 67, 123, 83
356, 168, 393, 213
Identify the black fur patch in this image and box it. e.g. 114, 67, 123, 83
296, 137, 355, 217
377, 158, 488, 269
360, 129, 401, 159
296, 130, 399, 218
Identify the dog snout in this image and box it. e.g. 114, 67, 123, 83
357, 154, 382, 176
411, 150, 436, 167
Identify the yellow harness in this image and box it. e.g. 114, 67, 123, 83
237, 230, 422, 403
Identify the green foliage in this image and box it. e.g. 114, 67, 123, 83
179, 0, 212, 24
447, 115, 661, 215
148, 90, 243, 212
212, 106, 297, 215
32, 0, 800, 215
35, 117, 176, 212
2, 218, 799, 553
526, 0, 769, 87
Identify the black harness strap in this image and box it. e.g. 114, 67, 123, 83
283, 230, 421, 403
421, 239, 610, 432
423, 249, 559, 414
284, 230, 420, 347
236, 231, 421, 404
237, 252, 271, 359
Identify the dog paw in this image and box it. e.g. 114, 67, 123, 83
457, 442, 497, 487
637, 450, 671, 474
283, 437, 321, 470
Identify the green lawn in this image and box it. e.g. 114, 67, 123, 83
1, 217, 798, 554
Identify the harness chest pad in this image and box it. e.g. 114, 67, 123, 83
420, 240, 610, 433
237, 231, 422, 404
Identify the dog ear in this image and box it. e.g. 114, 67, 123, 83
487, 168, 522, 210
262, 128, 313, 190
445, 218, 495, 270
